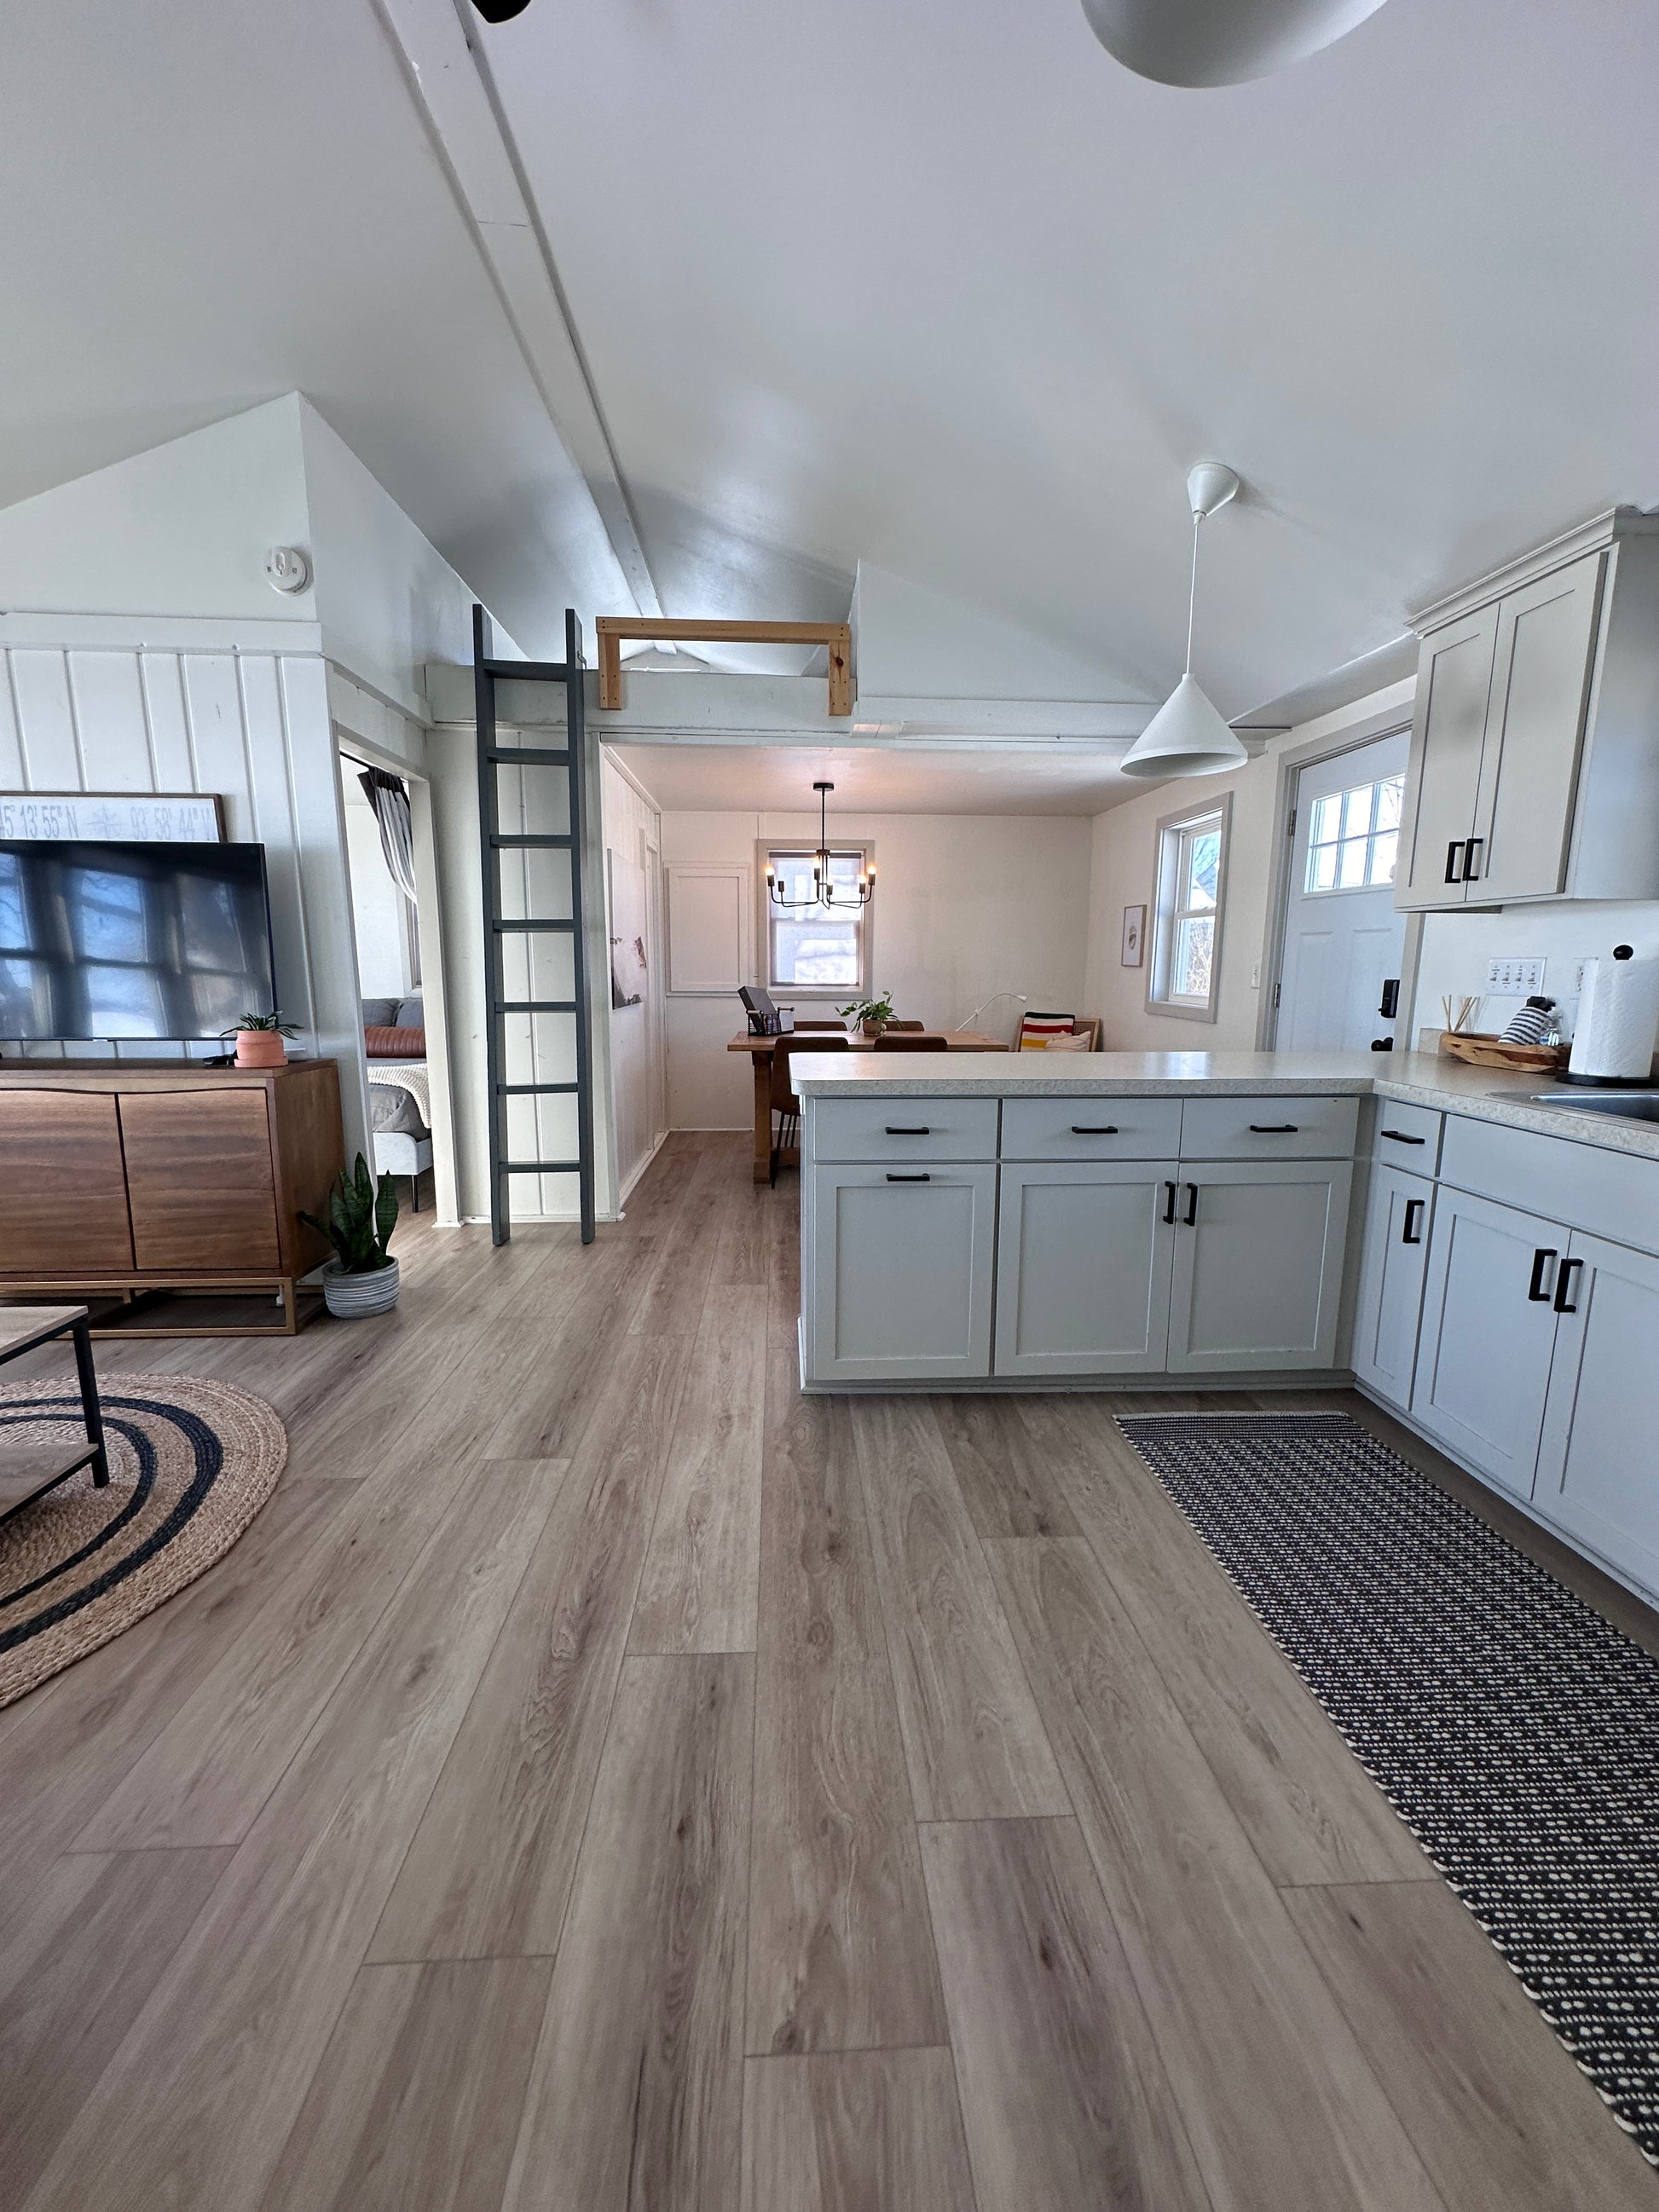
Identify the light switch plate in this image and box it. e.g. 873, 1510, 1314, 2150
1483, 956, 1545, 995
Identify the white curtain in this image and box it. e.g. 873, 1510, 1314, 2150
358, 766, 420, 980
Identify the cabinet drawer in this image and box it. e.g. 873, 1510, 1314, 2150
809, 1096, 998, 1164
1439, 1114, 1659, 1253
1000, 1096, 1182, 1161
1372, 1099, 1442, 1170
1178, 1094, 1358, 1160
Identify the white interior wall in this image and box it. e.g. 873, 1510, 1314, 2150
1083, 681, 1418, 1051
1414, 899, 1659, 1048
601, 750, 667, 1196
661, 807, 1094, 1129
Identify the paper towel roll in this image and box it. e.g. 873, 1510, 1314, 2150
1569, 950, 1659, 1082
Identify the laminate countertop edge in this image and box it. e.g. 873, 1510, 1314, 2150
792, 1050, 1659, 1164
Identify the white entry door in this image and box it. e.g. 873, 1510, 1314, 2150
1277, 731, 1410, 1053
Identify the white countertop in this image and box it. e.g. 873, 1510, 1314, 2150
791, 1048, 1659, 1163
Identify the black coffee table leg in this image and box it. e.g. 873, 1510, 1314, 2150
72, 1318, 109, 1487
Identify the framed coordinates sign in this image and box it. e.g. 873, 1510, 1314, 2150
0, 792, 225, 841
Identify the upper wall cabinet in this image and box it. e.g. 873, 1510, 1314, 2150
1397, 511, 1659, 910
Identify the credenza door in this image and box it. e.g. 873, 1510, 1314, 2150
0, 1090, 135, 1272
120, 1089, 282, 1271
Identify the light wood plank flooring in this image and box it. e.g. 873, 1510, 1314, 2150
3, 1131, 1656, 2210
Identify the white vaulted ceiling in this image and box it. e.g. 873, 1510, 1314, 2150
4, 1, 1659, 713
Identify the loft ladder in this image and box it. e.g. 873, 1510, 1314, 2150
472, 604, 596, 1247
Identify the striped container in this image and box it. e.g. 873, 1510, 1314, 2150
321, 1258, 401, 1319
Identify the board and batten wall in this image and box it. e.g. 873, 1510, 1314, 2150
659, 807, 1094, 1129
0, 620, 380, 1169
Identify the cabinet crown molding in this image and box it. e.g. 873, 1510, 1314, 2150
1408, 506, 1659, 637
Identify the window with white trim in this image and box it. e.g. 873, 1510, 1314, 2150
1147, 795, 1231, 1023
1304, 772, 1402, 892
762, 846, 873, 993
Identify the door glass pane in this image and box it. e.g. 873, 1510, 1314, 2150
1304, 772, 1407, 896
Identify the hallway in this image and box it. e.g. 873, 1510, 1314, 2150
1, 1133, 1651, 2210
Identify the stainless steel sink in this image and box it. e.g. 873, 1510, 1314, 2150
1522, 1090, 1659, 1123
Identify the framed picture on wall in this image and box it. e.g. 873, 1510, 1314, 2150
1121, 903, 1147, 967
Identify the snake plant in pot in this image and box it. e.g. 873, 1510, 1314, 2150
301, 1153, 402, 1317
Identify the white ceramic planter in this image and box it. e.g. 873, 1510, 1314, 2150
321, 1257, 401, 1319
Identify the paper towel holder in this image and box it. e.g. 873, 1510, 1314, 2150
1558, 944, 1659, 1086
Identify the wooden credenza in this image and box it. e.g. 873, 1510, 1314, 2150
0, 1060, 344, 1334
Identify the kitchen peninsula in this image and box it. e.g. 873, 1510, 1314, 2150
795, 1048, 1659, 1603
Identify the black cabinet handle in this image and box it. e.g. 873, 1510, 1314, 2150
1163, 1180, 1177, 1225
1184, 1182, 1199, 1227
1248, 1123, 1299, 1135
1070, 1124, 1119, 1135
884, 1125, 931, 1135
1553, 1256, 1584, 1314
1527, 1247, 1558, 1302
1402, 1198, 1425, 1245
1380, 1129, 1426, 1146
1445, 839, 1465, 884
1462, 836, 1484, 882
885, 1171, 931, 1183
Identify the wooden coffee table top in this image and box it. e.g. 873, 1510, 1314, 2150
0, 1306, 90, 1360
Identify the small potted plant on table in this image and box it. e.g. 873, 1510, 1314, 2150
301, 1153, 402, 1318
838, 990, 895, 1040
224, 1009, 298, 1068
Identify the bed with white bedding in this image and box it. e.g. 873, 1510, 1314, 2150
362, 996, 433, 1204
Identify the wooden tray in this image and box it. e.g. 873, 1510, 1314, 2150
1438, 1031, 1570, 1073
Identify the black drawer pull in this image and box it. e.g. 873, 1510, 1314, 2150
1248, 1123, 1299, 1135
1163, 1179, 1177, 1225
1402, 1197, 1425, 1245
1380, 1129, 1426, 1145
885, 1172, 931, 1183
1527, 1247, 1558, 1302
884, 1125, 931, 1135
1462, 836, 1484, 882
1553, 1256, 1584, 1314
1070, 1123, 1119, 1135
1445, 839, 1465, 884
1184, 1181, 1199, 1227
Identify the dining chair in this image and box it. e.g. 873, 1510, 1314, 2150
886, 1019, 925, 1030
873, 1032, 948, 1051
789, 1018, 847, 1031
770, 1034, 848, 1183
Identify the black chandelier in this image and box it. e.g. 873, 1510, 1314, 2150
765, 782, 875, 911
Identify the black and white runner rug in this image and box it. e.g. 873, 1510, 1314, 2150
1116, 1409, 1659, 2166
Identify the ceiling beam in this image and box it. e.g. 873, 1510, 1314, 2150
595, 618, 853, 714
371, 0, 662, 617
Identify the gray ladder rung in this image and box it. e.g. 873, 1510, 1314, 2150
492, 918, 575, 935
500, 1158, 583, 1174
486, 746, 569, 767
491, 833, 573, 849
483, 658, 567, 680
496, 997, 578, 1014
495, 1081, 579, 1095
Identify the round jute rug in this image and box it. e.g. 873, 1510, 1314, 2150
0, 1375, 287, 1708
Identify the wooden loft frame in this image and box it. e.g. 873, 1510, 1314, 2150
593, 617, 853, 715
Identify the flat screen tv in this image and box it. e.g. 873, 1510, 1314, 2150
0, 840, 278, 1043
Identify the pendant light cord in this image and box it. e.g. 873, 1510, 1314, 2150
1184, 511, 1201, 678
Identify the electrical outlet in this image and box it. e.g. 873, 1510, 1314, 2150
1483, 956, 1546, 996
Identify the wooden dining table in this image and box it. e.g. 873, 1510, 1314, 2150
726, 1029, 1009, 1182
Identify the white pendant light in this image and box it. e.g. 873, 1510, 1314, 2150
1119, 462, 1249, 781
1080, 0, 1390, 89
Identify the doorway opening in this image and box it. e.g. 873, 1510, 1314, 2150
338, 741, 459, 1225
1264, 725, 1414, 1054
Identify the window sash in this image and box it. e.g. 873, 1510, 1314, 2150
1148, 800, 1228, 1021
764, 846, 871, 993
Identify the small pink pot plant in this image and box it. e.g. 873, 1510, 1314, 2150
223, 1009, 298, 1069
